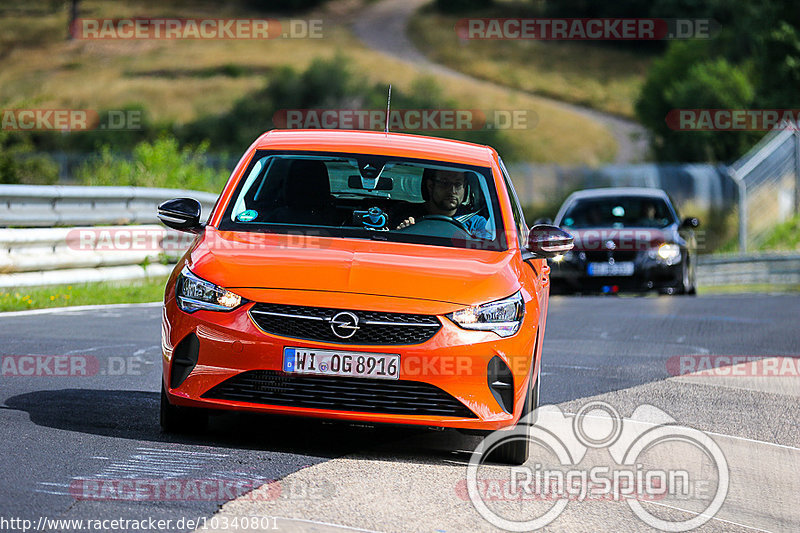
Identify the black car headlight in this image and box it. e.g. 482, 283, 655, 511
551, 251, 574, 263
447, 291, 524, 338
176, 266, 244, 313
648, 243, 681, 266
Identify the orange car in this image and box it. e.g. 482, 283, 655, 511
158, 130, 572, 464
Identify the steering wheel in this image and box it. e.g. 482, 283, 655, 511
420, 214, 471, 235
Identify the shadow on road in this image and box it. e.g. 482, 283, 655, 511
3, 388, 463, 460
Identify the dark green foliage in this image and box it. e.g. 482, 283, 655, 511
636, 45, 760, 161
633, 0, 800, 161
31, 104, 161, 153
0, 131, 58, 185
179, 54, 520, 159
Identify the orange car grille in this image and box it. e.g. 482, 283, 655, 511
202, 370, 477, 418
249, 303, 441, 345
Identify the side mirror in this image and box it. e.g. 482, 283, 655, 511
527, 224, 574, 257
158, 198, 203, 233
681, 217, 700, 229
532, 217, 552, 226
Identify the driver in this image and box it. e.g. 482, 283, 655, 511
395, 168, 491, 239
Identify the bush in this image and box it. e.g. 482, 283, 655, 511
0, 131, 58, 185
31, 104, 161, 153
180, 54, 521, 159
758, 214, 800, 251
75, 136, 228, 193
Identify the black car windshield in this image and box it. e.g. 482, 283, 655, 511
218, 150, 506, 251
559, 196, 676, 229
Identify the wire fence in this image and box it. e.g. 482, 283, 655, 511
729, 122, 800, 252
506, 162, 736, 212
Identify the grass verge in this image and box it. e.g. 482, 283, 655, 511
697, 283, 800, 295
0, 0, 616, 164
0, 276, 168, 312
407, 9, 653, 119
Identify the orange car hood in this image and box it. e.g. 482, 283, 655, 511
187, 228, 520, 307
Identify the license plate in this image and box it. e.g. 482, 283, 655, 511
283, 347, 400, 380
587, 262, 635, 276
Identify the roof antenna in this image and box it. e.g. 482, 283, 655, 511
384, 84, 392, 134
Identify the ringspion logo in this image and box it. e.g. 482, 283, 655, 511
466, 401, 729, 531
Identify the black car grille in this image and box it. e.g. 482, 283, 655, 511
583, 250, 640, 262
202, 370, 477, 418
249, 303, 441, 345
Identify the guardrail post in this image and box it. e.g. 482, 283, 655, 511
729, 167, 747, 253
795, 120, 800, 216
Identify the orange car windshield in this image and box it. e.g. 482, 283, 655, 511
219, 151, 507, 251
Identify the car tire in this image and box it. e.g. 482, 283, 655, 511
160, 382, 208, 433
484, 367, 540, 465
678, 257, 697, 296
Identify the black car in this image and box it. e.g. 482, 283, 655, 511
545, 187, 699, 295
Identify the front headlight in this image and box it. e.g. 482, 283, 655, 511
552, 251, 574, 263
650, 243, 681, 265
176, 266, 244, 313
447, 291, 524, 338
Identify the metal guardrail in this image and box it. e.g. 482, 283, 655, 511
1, 186, 797, 289
0, 184, 218, 227
697, 253, 800, 287
0, 185, 215, 287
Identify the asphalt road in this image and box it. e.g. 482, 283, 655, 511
1, 294, 798, 532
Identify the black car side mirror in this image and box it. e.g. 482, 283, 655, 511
681, 217, 700, 229
527, 224, 574, 258
157, 197, 203, 233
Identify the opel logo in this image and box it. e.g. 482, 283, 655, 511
330, 311, 360, 339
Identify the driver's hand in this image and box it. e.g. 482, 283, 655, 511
395, 217, 415, 230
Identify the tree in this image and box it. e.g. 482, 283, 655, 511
635, 0, 800, 161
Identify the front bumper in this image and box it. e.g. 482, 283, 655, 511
548, 253, 683, 294
161, 290, 540, 432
